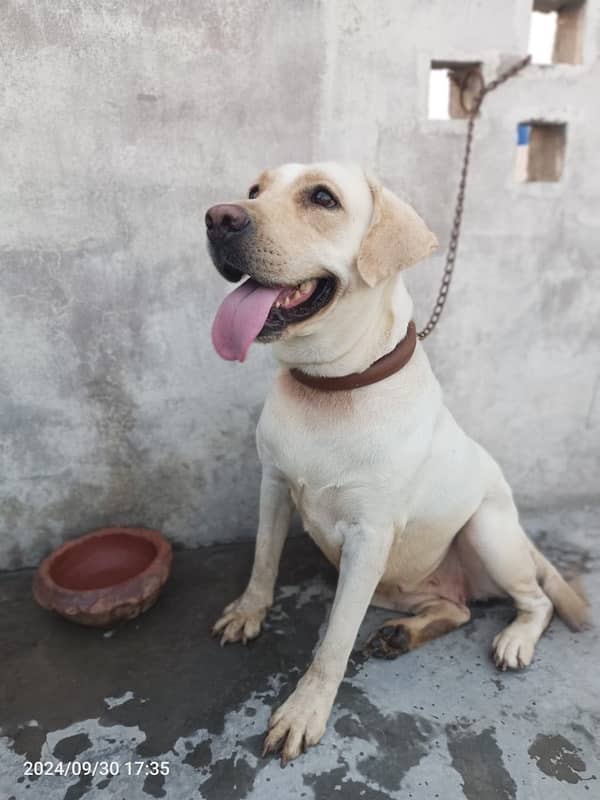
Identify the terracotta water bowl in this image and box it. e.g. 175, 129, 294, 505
33, 527, 172, 627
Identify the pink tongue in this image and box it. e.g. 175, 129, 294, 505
211, 278, 283, 362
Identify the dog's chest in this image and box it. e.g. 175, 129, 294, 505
258, 394, 368, 513
256, 373, 427, 529
258, 405, 368, 561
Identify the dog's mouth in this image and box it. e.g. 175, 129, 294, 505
258, 276, 337, 337
211, 275, 337, 362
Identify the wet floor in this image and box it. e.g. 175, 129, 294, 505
1, 507, 598, 799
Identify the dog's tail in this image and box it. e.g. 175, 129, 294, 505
530, 545, 590, 631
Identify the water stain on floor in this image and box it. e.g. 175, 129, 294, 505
528, 733, 589, 784
446, 725, 517, 800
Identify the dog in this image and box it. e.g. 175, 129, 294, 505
206, 162, 588, 764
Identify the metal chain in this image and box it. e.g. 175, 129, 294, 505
418, 55, 531, 340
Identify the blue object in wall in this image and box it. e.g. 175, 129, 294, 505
517, 123, 531, 146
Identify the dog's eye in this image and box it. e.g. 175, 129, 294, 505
310, 186, 338, 209
248, 185, 260, 200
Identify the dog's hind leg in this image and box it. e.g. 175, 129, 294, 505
458, 477, 558, 670
366, 597, 471, 659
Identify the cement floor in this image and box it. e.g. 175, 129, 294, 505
1, 507, 598, 800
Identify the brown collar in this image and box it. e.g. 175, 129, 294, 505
290, 321, 417, 392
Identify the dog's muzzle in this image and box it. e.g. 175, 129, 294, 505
205, 203, 252, 282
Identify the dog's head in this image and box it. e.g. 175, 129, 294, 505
207, 162, 437, 362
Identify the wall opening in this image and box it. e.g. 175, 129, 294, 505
515, 122, 566, 182
528, 1, 586, 65
428, 61, 483, 120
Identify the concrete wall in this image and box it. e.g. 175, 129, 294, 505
1, 0, 599, 569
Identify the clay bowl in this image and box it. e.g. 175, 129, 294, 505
33, 527, 172, 627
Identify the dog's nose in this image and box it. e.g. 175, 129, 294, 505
205, 204, 251, 242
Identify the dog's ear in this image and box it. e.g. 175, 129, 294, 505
356, 175, 438, 288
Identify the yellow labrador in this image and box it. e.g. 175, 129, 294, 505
206, 162, 588, 763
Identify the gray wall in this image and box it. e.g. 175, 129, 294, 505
1, 0, 599, 569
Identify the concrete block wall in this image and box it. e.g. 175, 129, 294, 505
1, 0, 599, 568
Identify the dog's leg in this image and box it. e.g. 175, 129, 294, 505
366, 598, 471, 659
263, 520, 393, 763
213, 465, 292, 644
461, 481, 553, 670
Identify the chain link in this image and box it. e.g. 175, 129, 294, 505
418, 55, 531, 340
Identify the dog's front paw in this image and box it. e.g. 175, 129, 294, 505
263, 674, 336, 764
212, 595, 268, 645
